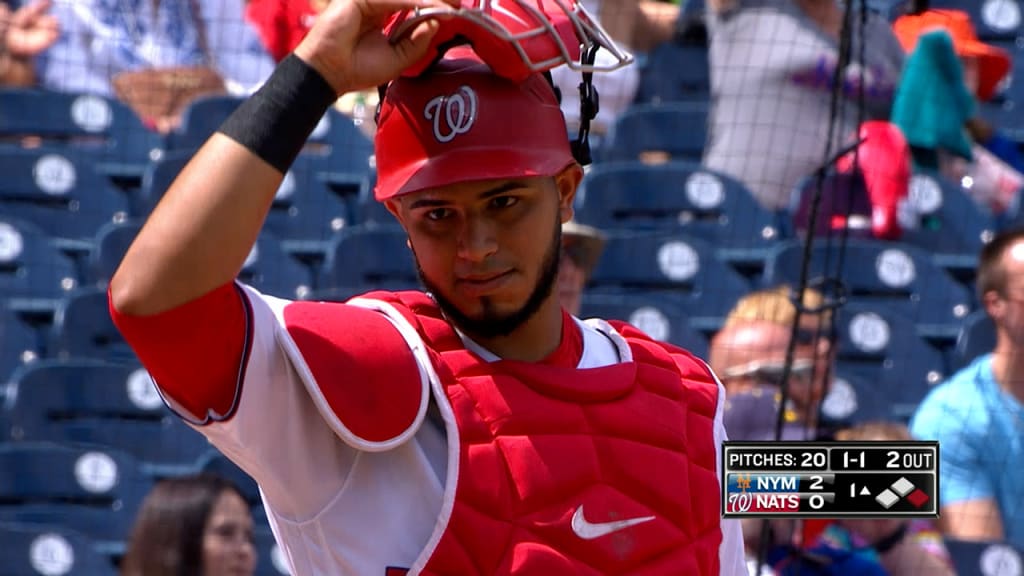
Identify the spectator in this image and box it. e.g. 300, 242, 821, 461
703, 0, 905, 212
36, 0, 275, 130
0, 0, 59, 87
711, 284, 835, 435
911, 227, 1024, 548
557, 220, 606, 316
794, 421, 956, 576
891, 9, 1024, 217
121, 473, 256, 576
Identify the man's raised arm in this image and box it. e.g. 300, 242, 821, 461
110, 0, 450, 316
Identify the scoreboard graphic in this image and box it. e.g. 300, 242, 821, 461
722, 442, 939, 518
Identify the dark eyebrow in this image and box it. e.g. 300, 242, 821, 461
408, 181, 529, 210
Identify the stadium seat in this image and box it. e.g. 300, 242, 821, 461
137, 149, 193, 214
0, 522, 117, 576
634, 44, 710, 104
87, 221, 142, 286
141, 152, 355, 255
578, 293, 710, 357
0, 443, 151, 555
576, 161, 782, 271
238, 234, 314, 300
762, 239, 974, 341
587, 231, 751, 332
2, 360, 167, 435
0, 306, 39, 382
944, 538, 1024, 576
0, 89, 162, 184
599, 102, 709, 163
50, 288, 133, 362
0, 147, 130, 251
831, 303, 948, 420
255, 527, 292, 575
819, 371, 895, 426
953, 309, 996, 370
195, 451, 260, 509
925, 0, 1023, 41
899, 172, 995, 281
170, 97, 375, 180
2, 360, 210, 474
316, 225, 420, 294
0, 217, 78, 315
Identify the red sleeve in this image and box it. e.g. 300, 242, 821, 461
109, 283, 250, 422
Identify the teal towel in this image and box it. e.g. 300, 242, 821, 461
891, 30, 976, 161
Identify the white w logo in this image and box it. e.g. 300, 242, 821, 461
424, 85, 478, 143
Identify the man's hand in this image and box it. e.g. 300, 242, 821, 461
294, 0, 459, 95
1, 0, 60, 59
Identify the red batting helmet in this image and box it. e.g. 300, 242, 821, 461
374, 48, 576, 201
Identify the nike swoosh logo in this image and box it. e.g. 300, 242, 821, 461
570, 505, 656, 540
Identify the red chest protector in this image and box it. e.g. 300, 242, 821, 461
285, 291, 724, 575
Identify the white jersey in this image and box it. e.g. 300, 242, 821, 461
157, 285, 748, 575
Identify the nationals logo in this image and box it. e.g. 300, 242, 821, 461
423, 85, 478, 143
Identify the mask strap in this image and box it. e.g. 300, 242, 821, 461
571, 43, 600, 166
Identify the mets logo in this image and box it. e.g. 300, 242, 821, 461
424, 85, 478, 143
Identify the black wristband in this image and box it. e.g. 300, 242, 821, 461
218, 54, 338, 173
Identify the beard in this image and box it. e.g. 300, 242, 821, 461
414, 219, 562, 340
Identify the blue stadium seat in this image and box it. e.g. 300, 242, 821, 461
634, 44, 710, 104
0, 306, 39, 382
353, 184, 398, 227
0, 147, 130, 251
900, 172, 996, 279
141, 152, 355, 254
316, 225, 420, 294
2, 360, 167, 434
170, 97, 375, 182
945, 538, 1024, 576
238, 234, 314, 300
255, 527, 292, 575
87, 221, 142, 286
0, 89, 162, 184
0, 443, 151, 556
578, 293, 710, 357
819, 371, 895, 426
195, 451, 260, 509
0, 522, 117, 576
954, 309, 996, 370
2, 360, 210, 474
576, 161, 782, 270
138, 149, 193, 214
925, 0, 1023, 40
50, 288, 133, 362
166, 95, 244, 151
587, 231, 751, 332
599, 102, 709, 163
0, 217, 78, 315
832, 304, 947, 421
762, 239, 974, 341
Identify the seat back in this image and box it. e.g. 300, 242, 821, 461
577, 161, 780, 261
833, 304, 947, 419
579, 293, 709, 357
763, 239, 974, 340
954, 309, 996, 370
318, 225, 420, 292
0, 147, 129, 243
0, 89, 162, 183
50, 289, 133, 361
0, 522, 117, 576
0, 217, 78, 313
599, 102, 709, 163
589, 231, 751, 331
